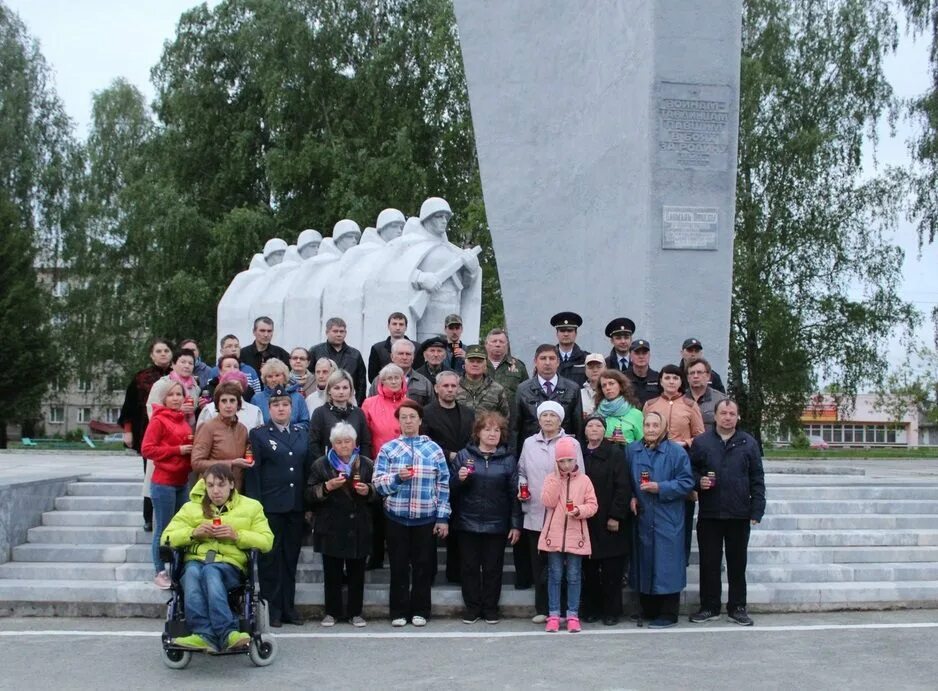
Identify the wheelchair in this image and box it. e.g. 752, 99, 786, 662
159, 546, 278, 669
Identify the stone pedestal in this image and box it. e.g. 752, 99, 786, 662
454, 0, 741, 370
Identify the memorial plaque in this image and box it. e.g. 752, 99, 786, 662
657, 82, 732, 171
661, 206, 719, 250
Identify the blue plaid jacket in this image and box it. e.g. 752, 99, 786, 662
373, 435, 451, 524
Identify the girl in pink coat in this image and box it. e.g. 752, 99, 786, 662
538, 436, 598, 633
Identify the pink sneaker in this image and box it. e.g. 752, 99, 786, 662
567, 616, 581, 633
545, 616, 560, 633
153, 571, 171, 590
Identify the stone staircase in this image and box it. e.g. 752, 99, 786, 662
2, 475, 938, 616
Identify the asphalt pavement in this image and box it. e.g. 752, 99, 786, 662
2, 611, 938, 689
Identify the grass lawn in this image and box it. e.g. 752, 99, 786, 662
765, 447, 938, 459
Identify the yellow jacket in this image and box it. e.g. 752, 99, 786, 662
161, 479, 274, 572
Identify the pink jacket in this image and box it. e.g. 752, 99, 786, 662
362, 380, 407, 455
537, 466, 598, 556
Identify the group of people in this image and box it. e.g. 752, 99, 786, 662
118, 308, 765, 634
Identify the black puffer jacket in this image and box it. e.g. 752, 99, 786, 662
690, 429, 766, 522
450, 444, 522, 534
582, 440, 632, 559
308, 404, 372, 459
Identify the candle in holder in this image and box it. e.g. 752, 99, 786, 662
244, 445, 254, 465
640, 470, 650, 486
212, 517, 221, 527
519, 482, 531, 501
565, 499, 575, 513
707, 471, 717, 487
466, 459, 475, 475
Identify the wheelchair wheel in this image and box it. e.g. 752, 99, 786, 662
161, 647, 192, 670
248, 634, 278, 667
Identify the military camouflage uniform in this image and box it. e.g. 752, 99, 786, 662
457, 375, 510, 419
488, 356, 529, 405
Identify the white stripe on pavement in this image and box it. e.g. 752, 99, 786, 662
3, 621, 938, 639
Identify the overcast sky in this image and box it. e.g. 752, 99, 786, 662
7, 0, 938, 369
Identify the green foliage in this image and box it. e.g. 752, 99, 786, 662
789, 428, 811, 450
0, 193, 58, 439
732, 0, 918, 442
873, 345, 938, 426
62, 0, 497, 380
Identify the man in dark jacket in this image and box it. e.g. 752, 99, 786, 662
553, 311, 589, 386
511, 344, 582, 453
443, 313, 467, 375
421, 371, 475, 583
625, 339, 661, 406
416, 336, 452, 385
241, 316, 291, 374
603, 317, 636, 372
679, 338, 726, 393
309, 317, 367, 405
367, 312, 416, 382
688, 399, 765, 627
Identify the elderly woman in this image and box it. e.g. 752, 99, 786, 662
118, 337, 173, 530
306, 422, 377, 628
288, 347, 317, 398
373, 400, 451, 627
580, 413, 632, 625
141, 380, 193, 589
517, 400, 584, 624
197, 368, 264, 431
244, 387, 313, 627
595, 369, 644, 444
253, 358, 310, 431
643, 364, 704, 561
192, 382, 253, 490
628, 411, 694, 628
309, 369, 371, 458
305, 357, 338, 413
362, 363, 407, 454
161, 463, 273, 653
451, 411, 520, 625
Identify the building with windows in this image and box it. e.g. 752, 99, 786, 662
774, 393, 923, 448
39, 377, 124, 438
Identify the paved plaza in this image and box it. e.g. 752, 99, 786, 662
2, 611, 938, 689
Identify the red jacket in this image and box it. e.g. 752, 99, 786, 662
362, 380, 407, 455
141, 405, 192, 487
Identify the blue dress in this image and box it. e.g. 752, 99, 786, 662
628, 439, 694, 595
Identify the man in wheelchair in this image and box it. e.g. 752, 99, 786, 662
161, 463, 274, 655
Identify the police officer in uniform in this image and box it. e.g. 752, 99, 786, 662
244, 386, 312, 627
552, 311, 589, 387
604, 317, 636, 372
626, 339, 661, 406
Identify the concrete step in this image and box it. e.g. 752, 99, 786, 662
26, 526, 146, 545
54, 496, 141, 512
765, 500, 938, 514
11, 544, 133, 563
0, 562, 120, 581
768, 486, 938, 500
757, 515, 938, 530
3, 577, 938, 616
67, 482, 142, 497
42, 511, 140, 527
749, 529, 938, 548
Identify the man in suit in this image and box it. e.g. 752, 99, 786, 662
511, 344, 582, 454
604, 317, 636, 373
552, 311, 589, 387
244, 387, 312, 627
